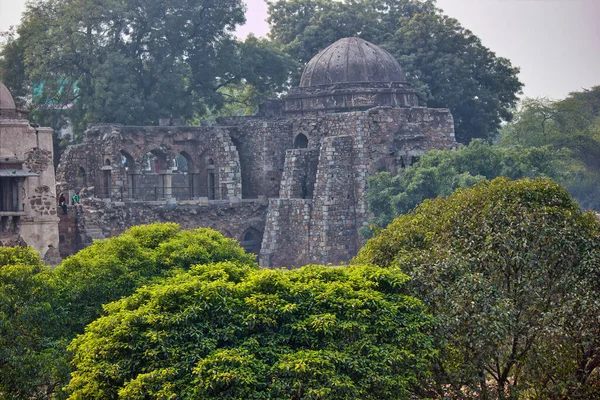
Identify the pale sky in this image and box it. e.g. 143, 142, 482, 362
1, 0, 598, 99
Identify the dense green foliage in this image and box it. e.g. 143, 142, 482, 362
501, 86, 600, 210
67, 262, 434, 399
55, 223, 257, 333
0, 0, 295, 134
268, 0, 523, 143
0, 224, 256, 399
357, 178, 600, 398
0, 247, 68, 399
363, 140, 564, 235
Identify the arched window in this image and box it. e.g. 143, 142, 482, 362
242, 228, 263, 256
294, 134, 309, 149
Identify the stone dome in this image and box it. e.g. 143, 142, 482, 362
0, 81, 16, 111
299, 37, 406, 87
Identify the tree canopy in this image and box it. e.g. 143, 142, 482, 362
362, 140, 565, 236
500, 86, 600, 210
0, 0, 295, 134
54, 223, 257, 333
267, 0, 523, 143
0, 247, 69, 399
356, 178, 600, 398
67, 262, 434, 399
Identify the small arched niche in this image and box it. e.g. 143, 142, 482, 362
294, 133, 309, 149
242, 228, 263, 257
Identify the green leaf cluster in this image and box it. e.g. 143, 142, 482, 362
356, 177, 600, 398
0, 247, 69, 399
363, 140, 563, 236
67, 262, 434, 399
267, 0, 523, 143
0, 0, 295, 135
0, 223, 256, 398
54, 223, 257, 333
500, 86, 600, 210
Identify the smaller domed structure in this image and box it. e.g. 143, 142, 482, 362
284, 38, 418, 115
0, 81, 24, 119
0, 82, 16, 110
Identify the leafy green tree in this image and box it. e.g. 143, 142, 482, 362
267, 0, 523, 143
500, 87, 600, 210
363, 140, 563, 235
0, 247, 69, 399
0, 0, 294, 135
356, 178, 600, 399
67, 262, 435, 399
54, 223, 256, 333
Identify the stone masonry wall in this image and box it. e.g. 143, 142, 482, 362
308, 135, 357, 265
67, 198, 268, 254
279, 149, 319, 199
222, 118, 293, 199
259, 199, 312, 268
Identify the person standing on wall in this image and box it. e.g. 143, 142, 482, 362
59, 193, 68, 214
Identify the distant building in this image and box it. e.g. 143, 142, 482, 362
0, 81, 60, 264
57, 38, 456, 267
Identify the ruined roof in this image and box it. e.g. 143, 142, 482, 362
0, 81, 16, 111
299, 37, 406, 87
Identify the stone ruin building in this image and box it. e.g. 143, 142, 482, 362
0, 81, 61, 264
56, 37, 456, 267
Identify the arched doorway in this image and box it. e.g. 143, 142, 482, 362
242, 228, 263, 256
294, 133, 309, 149
140, 150, 170, 200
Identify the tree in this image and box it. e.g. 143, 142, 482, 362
0, 247, 69, 399
54, 223, 257, 334
267, 0, 523, 143
0, 0, 294, 135
363, 140, 564, 236
356, 178, 600, 398
66, 262, 435, 399
500, 87, 600, 210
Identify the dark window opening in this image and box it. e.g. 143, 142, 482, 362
294, 134, 309, 149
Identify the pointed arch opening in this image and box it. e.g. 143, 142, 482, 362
294, 133, 309, 149
242, 228, 263, 257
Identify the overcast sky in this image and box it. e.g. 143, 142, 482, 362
1, 0, 598, 99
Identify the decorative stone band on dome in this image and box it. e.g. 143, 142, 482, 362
300, 37, 406, 87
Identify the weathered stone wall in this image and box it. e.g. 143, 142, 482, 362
285, 82, 419, 115
0, 118, 60, 258
70, 198, 268, 252
57, 125, 242, 201
279, 149, 319, 199
259, 199, 312, 268
222, 118, 293, 199
308, 135, 357, 265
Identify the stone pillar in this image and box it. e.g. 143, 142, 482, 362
159, 169, 173, 199
308, 135, 357, 265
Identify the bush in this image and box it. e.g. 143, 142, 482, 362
67, 263, 435, 399
54, 223, 256, 333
